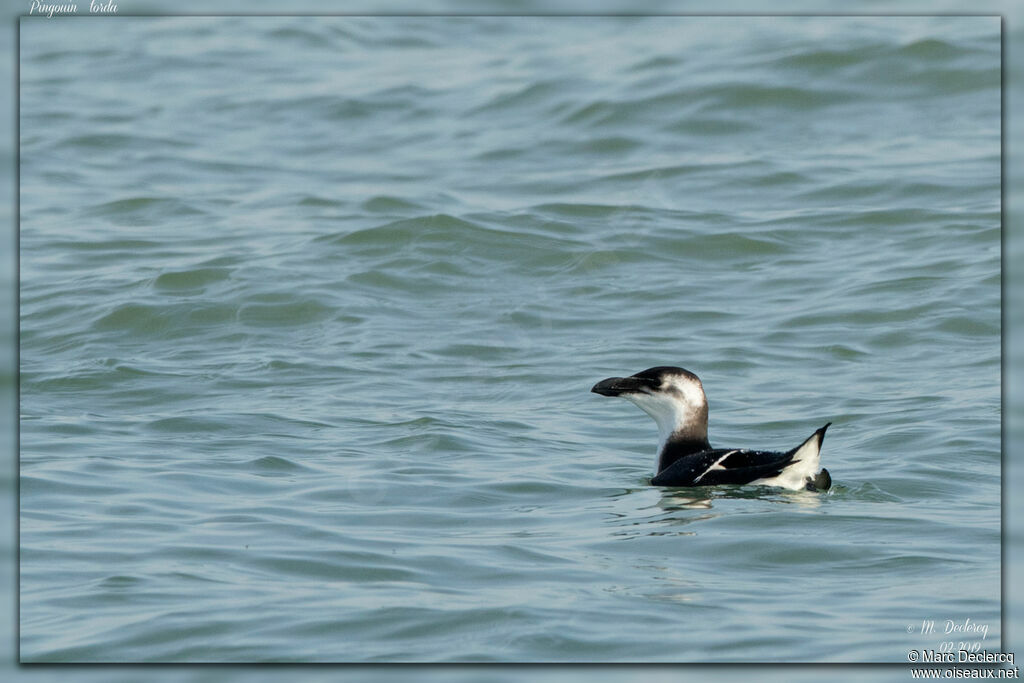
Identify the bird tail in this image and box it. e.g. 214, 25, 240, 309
790, 422, 831, 491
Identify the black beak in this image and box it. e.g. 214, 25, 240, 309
591, 376, 649, 397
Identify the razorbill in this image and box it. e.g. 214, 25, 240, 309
591, 366, 832, 491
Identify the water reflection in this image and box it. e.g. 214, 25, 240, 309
603, 483, 832, 539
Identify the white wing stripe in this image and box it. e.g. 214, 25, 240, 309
693, 450, 738, 483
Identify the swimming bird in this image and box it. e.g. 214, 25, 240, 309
591, 366, 831, 491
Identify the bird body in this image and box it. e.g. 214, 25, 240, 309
592, 366, 832, 491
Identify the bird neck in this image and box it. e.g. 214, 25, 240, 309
656, 430, 711, 474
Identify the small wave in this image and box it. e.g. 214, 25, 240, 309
147, 416, 234, 433
237, 299, 334, 327
770, 44, 880, 72
34, 47, 117, 63
818, 207, 949, 228
896, 38, 972, 61
564, 135, 642, 155
468, 79, 574, 115
657, 231, 791, 261
297, 194, 346, 209
20, 473, 125, 498
267, 26, 333, 48
96, 575, 143, 589
627, 54, 684, 72
530, 202, 624, 219
153, 267, 232, 292
61, 133, 192, 150
832, 481, 904, 503
246, 455, 308, 472
933, 315, 999, 338
663, 117, 756, 135
84, 196, 206, 225
92, 301, 240, 336
45, 238, 160, 252
696, 82, 857, 111
562, 82, 854, 129
323, 214, 481, 246
360, 195, 425, 213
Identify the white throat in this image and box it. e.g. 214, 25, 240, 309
622, 379, 707, 460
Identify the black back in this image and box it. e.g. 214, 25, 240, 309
650, 448, 794, 487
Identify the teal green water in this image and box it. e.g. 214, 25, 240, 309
19, 16, 1000, 662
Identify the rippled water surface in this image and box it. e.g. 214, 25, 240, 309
19, 16, 1000, 662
